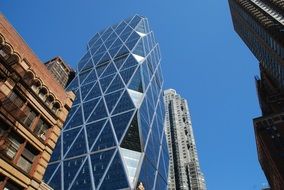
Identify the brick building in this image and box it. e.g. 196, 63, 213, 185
0, 14, 74, 189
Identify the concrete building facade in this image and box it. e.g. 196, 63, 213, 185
0, 14, 74, 189
164, 89, 206, 190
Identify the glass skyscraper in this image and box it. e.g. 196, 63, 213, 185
43, 15, 169, 190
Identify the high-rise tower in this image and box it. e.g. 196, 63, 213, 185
229, 0, 284, 189
164, 89, 206, 190
44, 15, 169, 190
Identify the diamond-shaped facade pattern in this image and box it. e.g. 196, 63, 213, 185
45, 14, 168, 190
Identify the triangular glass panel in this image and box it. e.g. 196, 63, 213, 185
84, 83, 101, 101
92, 52, 104, 65
120, 148, 142, 188
99, 152, 129, 190
120, 66, 137, 85
63, 127, 81, 156
113, 53, 128, 70
138, 157, 156, 190
64, 106, 83, 130
142, 62, 151, 90
111, 110, 134, 142
125, 39, 139, 51
101, 63, 117, 78
121, 112, 142, 152
120, 26, 133, 42
101, 29, 113, 41
97, 53, 111, 66
158, 151, 167, 182
109, 46, 121, 58
78, 52, 91, 71
110, 38, 123, 49
86, 119, 107, 149
115, 21, 127, 35
92, 121, 116, 152
80, 59, 93, 72
88, 33, 100, 47
135, 20, 147, 34
80, 82, 95, 100
87, 99, 108, 123
115, 46, 129, 59
64, 156, 86, 190
128, 67, 143, 93
66, 129, 87, 158
132, 53, 145, 63
128, 89, 143, 108
106, 32, 117, 42
69, 159, 92, 190
126, 31, 140, 43
105, 74, 124, 94
79, 69, 92, 84
91, 149, 115, 188
93, 44, 106, 56
129, 15, 143, 29
145, 131, 158, 167
72, 90, 81, 106
96, 62, 109, 78
48, 165, 62, 190
113, 90, 135, 114
121, 54, 138, 70
132, 39, 145, 56
104, 40, 115, 50
83, 97, 100, 120
82, 69, 97, 85
90, 44, 102, 56
99, 74, 115, 93
44, 163, 60, 183
104, 90, 123, 113
50, 135, 61, 162
66, 76, 79, 91
64, 105, 80, 127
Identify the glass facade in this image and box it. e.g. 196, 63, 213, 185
44, 15, 169, 190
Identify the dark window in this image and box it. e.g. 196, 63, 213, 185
4, 180, 24, 190
2, 133, 23, 160
34, 118, 51, 141
21, 106, 37, 128
16, 144, 39, 173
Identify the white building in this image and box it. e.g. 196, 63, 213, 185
164, 89, 206, 190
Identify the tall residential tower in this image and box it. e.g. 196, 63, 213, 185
229, 0, 284, 189
44, 15, 169, 190
164, 89, 206, 190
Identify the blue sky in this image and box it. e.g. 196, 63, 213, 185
2, 0, 268, 189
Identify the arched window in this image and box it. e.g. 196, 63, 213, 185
45, 95, 54, 107
52, 102, 60, 114
38, 87, 47, 101
31, 80, 41, 93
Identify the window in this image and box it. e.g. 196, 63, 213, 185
16, 144, 39, 173
8, 92, 24, 108
3, 133, 23, 160
4, 180, 24, 190
21, 106, 37, 128
34, 118, 50, 141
